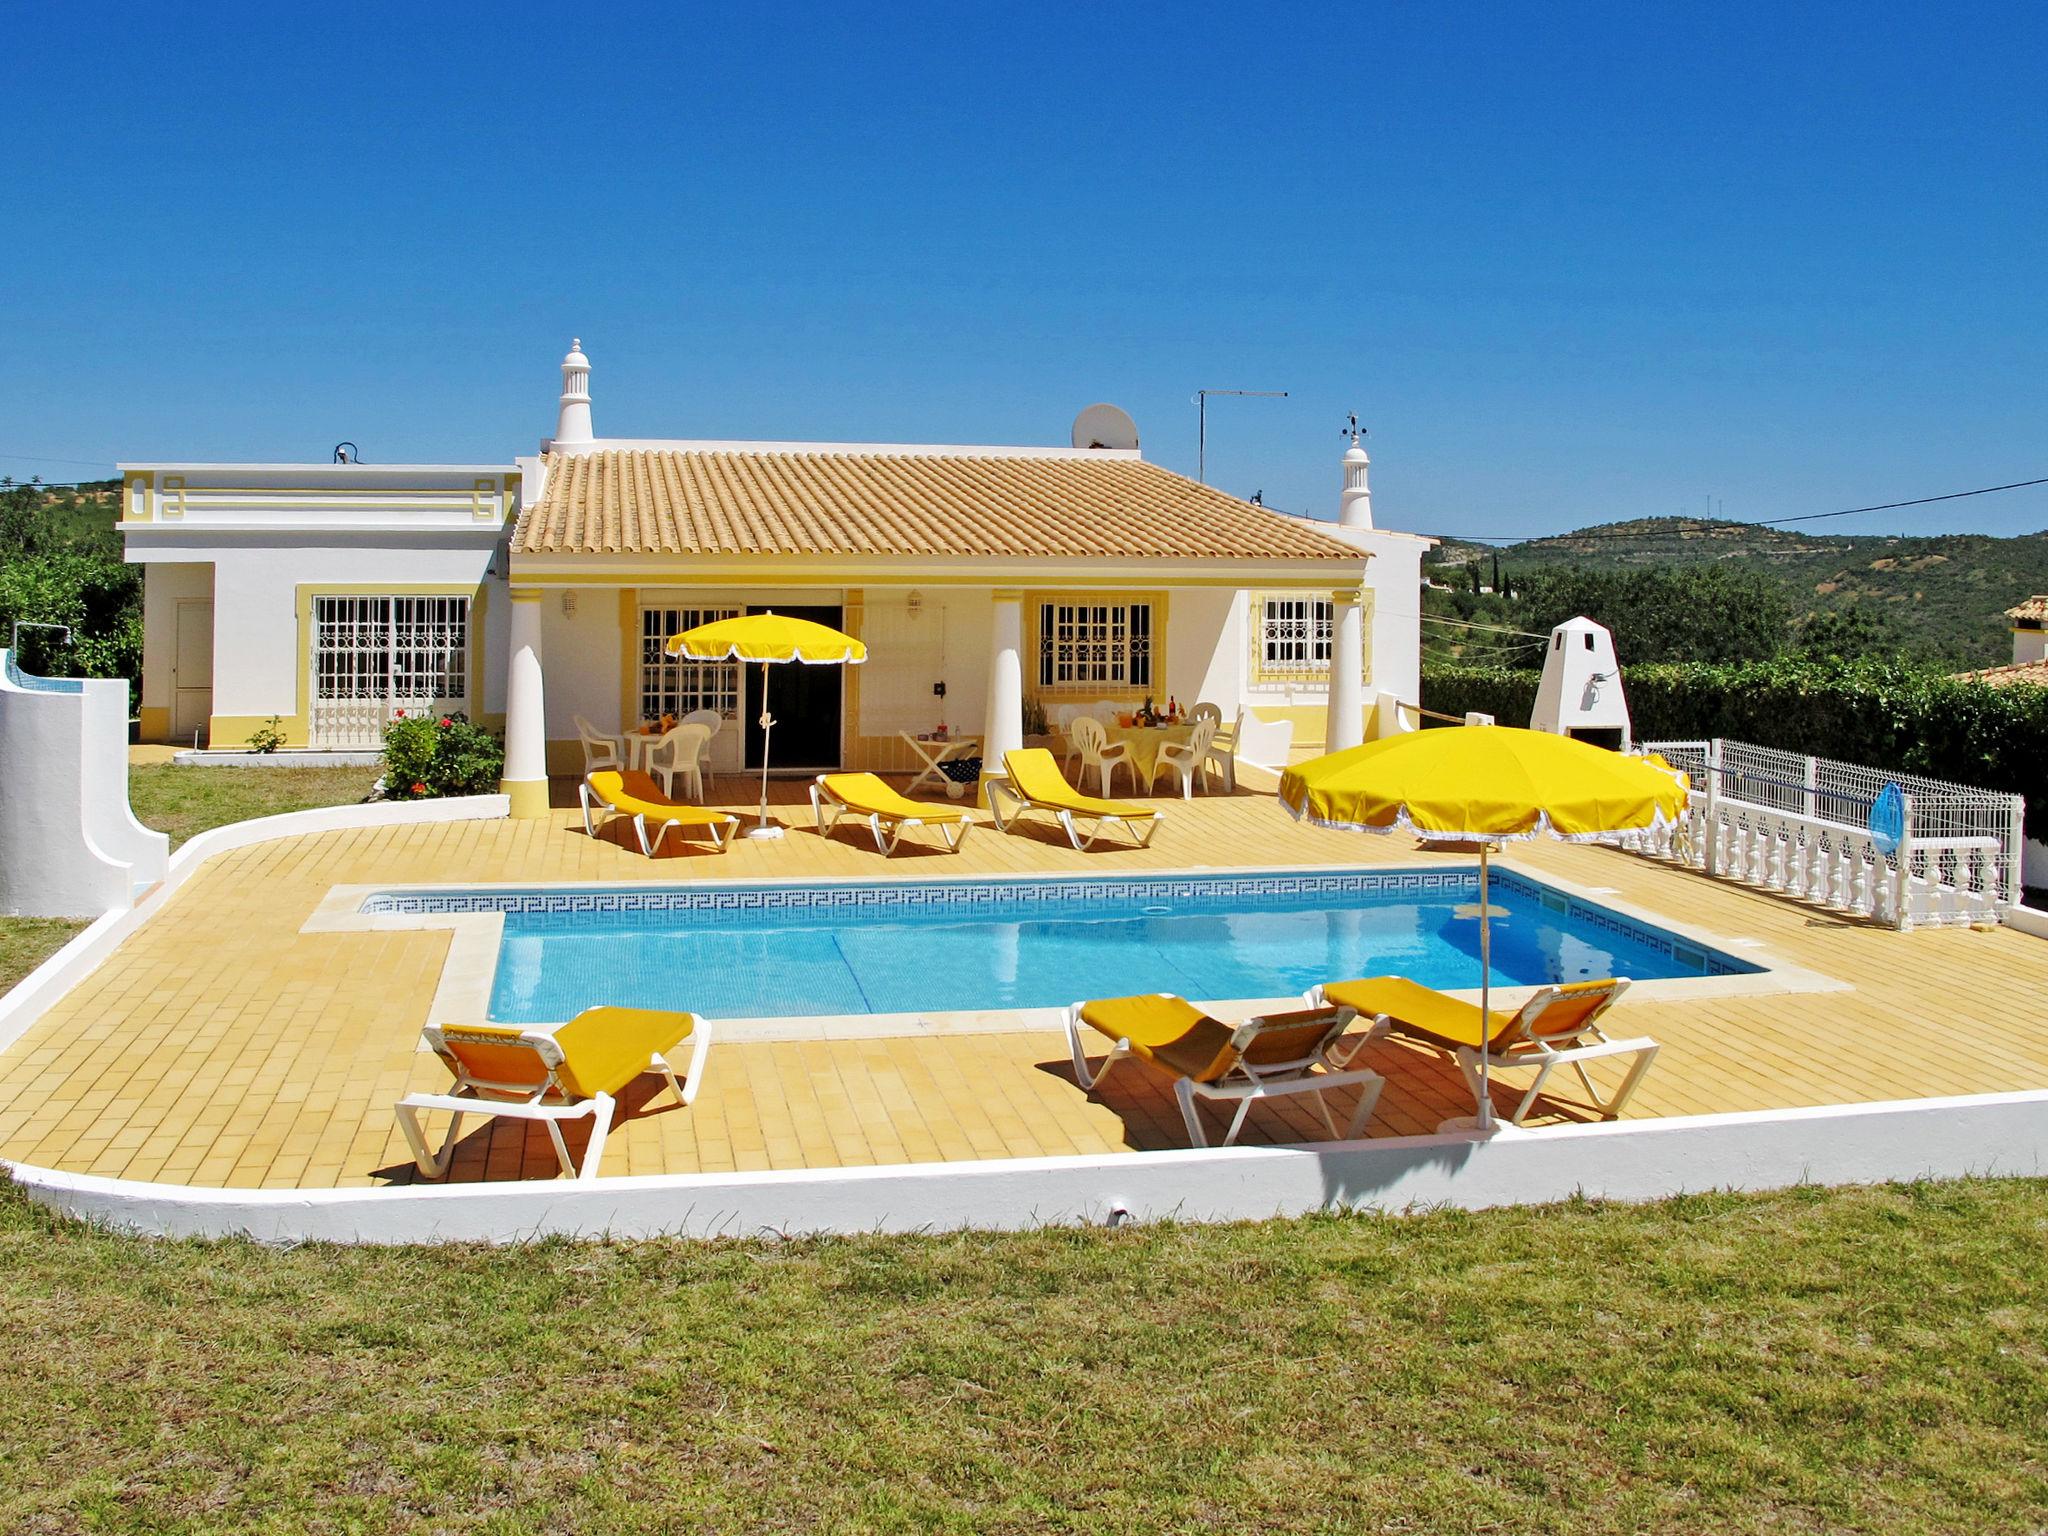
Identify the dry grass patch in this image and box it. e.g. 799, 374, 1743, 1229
1, 1178, 2043, 1533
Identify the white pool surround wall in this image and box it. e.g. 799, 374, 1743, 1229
13, 1091, 2045, 1244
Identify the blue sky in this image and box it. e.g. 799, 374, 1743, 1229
5, 1, 2045, 539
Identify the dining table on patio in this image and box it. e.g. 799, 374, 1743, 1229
1103, 720, 1196, 787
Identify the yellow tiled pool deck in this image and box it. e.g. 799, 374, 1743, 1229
3, 770, 2044, 1190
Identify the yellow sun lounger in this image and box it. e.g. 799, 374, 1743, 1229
1308, 975, 1657, 1126
809, 772, 974, 854
1065, 993, 1382, 1147
396, 1005, 709, 1180
987, 748, 1163, 851
580, 769, 740, 856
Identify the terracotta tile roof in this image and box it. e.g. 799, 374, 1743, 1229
2006, 595, 2048, 623
1957, 659, 2048, 687
516, 449, 1366, 562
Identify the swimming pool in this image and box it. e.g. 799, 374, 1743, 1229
361, 869, 1760, 1023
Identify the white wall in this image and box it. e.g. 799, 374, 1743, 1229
1166, 588, 1237, 710
0, 656, 168, 916
131, 538, 499, 720
858, 588, 990, 739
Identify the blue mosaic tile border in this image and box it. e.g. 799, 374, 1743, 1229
358, 867, 1761, 978
362, 867, 1478, 918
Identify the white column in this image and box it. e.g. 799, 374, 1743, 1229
980, 588, 1025, 804
1325, 585, 1366, 755
501, 586, 549, 819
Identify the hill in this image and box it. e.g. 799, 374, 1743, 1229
1426, 517, 2048, 667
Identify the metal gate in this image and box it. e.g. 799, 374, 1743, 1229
310, 595, 470, 748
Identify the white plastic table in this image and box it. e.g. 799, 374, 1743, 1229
899, 731, 982, 800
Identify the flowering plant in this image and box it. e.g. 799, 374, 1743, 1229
381, 711, 504, 800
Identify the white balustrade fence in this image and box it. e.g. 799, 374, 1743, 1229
1631, 739, 2023, 931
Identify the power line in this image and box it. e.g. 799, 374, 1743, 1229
1430, 475, 2048, 546
0, 450, 118, 470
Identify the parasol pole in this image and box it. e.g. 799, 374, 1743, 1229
750, 658, 780, 838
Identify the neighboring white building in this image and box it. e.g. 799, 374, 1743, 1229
125, 343, 1433, 814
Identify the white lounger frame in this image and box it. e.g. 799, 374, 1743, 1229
579, 780, 736, 856
809, 777, 973, 855
1064, 999, 1384, 1148
985, 780, 1162, 852
396, 1021, 712, 1181
1309, 979, 1661, 1126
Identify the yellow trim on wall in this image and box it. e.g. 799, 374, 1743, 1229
618, 587, 640, 732
841, 588, 865, 745
291, 580, 491, 746
209, 713, 310, 750
1022, 589, 1170, 703
137, 705, 172, 742
161, 475, 187, 520
123, 472, 154, 523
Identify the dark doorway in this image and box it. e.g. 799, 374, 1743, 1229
744, 605, 844, 770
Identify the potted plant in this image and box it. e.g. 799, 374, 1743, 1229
1021, 697, 1054, 750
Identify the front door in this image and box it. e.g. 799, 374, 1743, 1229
744, 605, 843, 770
172, 599, 214, 745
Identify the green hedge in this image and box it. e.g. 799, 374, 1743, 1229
1422, 659, 2048, 840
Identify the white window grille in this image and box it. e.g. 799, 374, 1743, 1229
1037, 602, 1152, 690
638, 607, 742, 725
1260, 597, 1333, 674
310, 595, 469, 748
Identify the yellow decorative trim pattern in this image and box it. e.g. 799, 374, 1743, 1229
124, 472, 155, 523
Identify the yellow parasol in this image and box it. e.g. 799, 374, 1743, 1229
1279, 726, 1686, 1129
667, 612, 866, 839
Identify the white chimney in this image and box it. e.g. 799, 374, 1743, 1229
1338, 424, 1373, 529
554, 338, 594, 448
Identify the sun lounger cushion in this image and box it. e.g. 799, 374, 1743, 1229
1319, 976, 1519, 1051
818, 772, 968, 823
1004, 748, 1155, 819
1078, 994, 1239, 1082
587, 770, 734, 826
433, 1007, 699, 1102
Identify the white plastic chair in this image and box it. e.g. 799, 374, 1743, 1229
646, 721, 713, 801
573, 714, 623, 774
1054, 703, 1087, 772
681, 707, 723, 743
1068, 715, 1135, 797
1151, 717, 1218, 799
1200, 706, 1242, 793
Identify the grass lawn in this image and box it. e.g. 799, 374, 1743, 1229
2, 1177, 2042, 1534
126, 761, 382, 850
0, 763, 380, 997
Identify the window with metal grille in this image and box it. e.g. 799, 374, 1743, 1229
638, 607, 742, 725
310, 595, 469, 747
1260, 597, 1333, 673
1037, 602, 1151, 690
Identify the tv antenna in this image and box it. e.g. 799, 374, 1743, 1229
1192, 388, 1287, 482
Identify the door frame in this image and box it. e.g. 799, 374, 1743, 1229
742, 603, 845, 771
171, 598, 214, 745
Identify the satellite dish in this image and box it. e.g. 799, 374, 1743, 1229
1071, 403, 1139, 451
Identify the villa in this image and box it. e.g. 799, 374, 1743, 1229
0, 345, 2041, 1248
122, 342, 1432, 808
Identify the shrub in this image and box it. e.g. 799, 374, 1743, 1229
246, 716, 286, 754
1423, 657, 2048, 839
381, 712, 505, 800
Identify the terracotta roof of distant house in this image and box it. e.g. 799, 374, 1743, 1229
516, 449, 1366, 562
2006, 595, 2048, 624
1957, 659, 2048, 688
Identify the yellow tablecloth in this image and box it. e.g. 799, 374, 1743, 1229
1104, 722, 1195, 783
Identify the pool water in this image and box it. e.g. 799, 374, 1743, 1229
361, 870, 1759, 1024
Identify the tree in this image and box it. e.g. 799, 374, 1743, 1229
1794, 604, 1898, 660
1516, 565, 1791, 664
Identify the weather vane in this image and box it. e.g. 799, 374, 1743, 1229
1343, 413, 1367, 447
